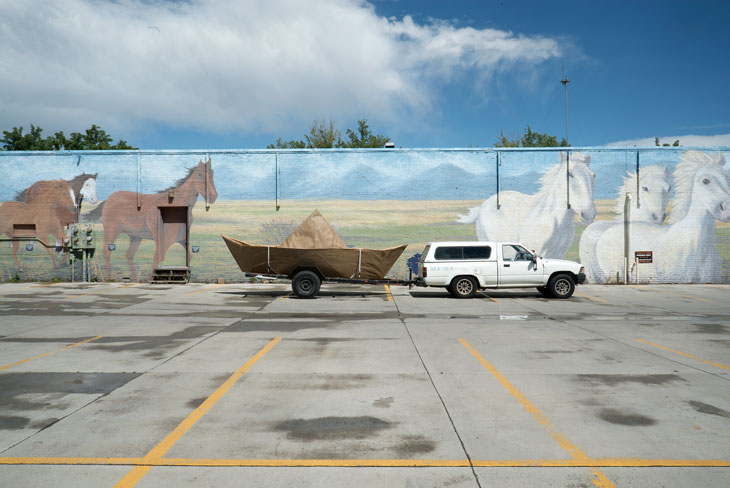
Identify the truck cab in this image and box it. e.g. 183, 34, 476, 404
416, 241, 585, 298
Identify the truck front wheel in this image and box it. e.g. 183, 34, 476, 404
548, 274, 575, 299
450, 276, 478, 299
292, 270, 321, 299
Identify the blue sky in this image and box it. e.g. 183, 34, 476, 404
1, 0, 729, 149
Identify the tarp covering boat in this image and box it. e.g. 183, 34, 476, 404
222, 210, 407, 280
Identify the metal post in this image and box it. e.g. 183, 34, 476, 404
275, 153, 280, 211
496, 151, 501, 209
566, 151, 571, 208
205, 154, 210, 211
137, 151, 142, 210
624, 195, 630, 284
561, 72, 570, 145
636, 151, 641, 209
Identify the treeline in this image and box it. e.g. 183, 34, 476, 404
268, 119, 391, 149
1, 124, 136, 150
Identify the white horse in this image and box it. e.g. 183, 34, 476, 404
593, 151, 730, 283
579, 165, 671, 283
457, 152, 596, 258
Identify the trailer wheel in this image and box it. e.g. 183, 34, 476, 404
450, 276, 478, 299
548, 274, 575, 299
292, 270, 321, 298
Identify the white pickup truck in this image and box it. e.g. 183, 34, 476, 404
416, 241, 586, 298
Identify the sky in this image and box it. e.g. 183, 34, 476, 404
1, 0, 729, 150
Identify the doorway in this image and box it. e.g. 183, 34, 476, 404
158, 206, 189, 268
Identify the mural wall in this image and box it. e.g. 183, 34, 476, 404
1, 147, 729, 283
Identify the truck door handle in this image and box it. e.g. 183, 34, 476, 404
503, 264, 510, 267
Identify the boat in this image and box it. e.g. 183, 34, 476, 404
222, 209, 407, 280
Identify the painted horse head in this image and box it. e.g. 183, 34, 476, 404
615, 165, 671, 224
671, 150, 730, 223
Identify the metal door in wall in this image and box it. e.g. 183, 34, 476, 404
158, 206, 189, 268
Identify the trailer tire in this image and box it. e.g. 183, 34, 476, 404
548, 274, 575, 299
450, 276, 478, 299
292, 270, 321, 298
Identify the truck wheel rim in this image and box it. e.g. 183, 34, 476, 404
300, 280, 313, 292
457, 279, 472, 295
555, 280, 569, 295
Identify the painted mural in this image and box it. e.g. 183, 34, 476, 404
0, 148, 728, 283
457, 152, 596, 258
86, 157, 217, 280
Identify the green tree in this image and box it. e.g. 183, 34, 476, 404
655, 137, 680, 147
305, 119, 343, 148
268, 119, 390, 149
345, 119, 390, 148
495, 126, 569, 148
1, 124, 136, 150
267, 137, 307, 149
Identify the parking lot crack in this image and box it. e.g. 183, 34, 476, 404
399, 318, 483, 488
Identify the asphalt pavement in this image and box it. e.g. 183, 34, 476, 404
0, 281, 728, 487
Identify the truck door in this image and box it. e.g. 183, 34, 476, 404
498, 244, 542, 286
462, 245, 497, 286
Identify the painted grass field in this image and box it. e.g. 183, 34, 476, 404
2, 199, 729, 283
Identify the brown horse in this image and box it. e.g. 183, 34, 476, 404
14, 173, 99, 263
98, 158, 217, 280
1, 180, 76, 269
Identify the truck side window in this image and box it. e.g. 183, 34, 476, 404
434, 247, 463, 260
503, 244, 531, 261
502, 245, 518, 261
463, 246, 491, 259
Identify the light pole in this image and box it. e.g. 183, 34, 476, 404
561, 70, 570, 145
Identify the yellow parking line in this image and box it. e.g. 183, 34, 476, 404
384, 284, 393, 301
575, 293, 608, 303
2, 456, 728, 467
114, 337, 281, 488
0, 336, 103, 371
279, 294, 290, 301
185, 283, 226, 296
478, 292, 499, 302
630, 285, 715, 303
637, 339, 730, 371
6, 282, 60, 292
459, 338, 615, 488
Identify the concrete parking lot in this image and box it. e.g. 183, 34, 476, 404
0, 281, 729, 487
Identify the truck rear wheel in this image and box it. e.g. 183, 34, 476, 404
450, 276, 478, 299
292, 270, 321, 298
548, 274, 575, 299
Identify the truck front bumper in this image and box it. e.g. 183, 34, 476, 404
576, 272, 586, 284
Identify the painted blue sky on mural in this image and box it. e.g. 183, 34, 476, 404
2, 149, 728, 202
1, 0, 729, 150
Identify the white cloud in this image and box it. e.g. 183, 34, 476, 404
605, 134, 730, 147
0, 0, 563, 136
